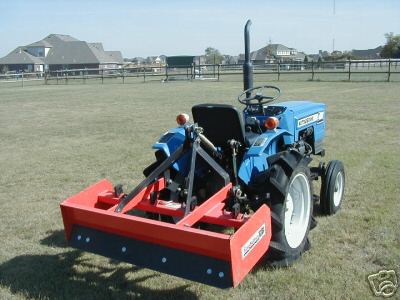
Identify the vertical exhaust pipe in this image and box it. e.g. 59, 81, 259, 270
243, 19, 253, 98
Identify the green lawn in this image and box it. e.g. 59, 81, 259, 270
0, 80, 399, 299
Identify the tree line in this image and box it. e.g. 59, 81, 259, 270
380, 33, 400, 58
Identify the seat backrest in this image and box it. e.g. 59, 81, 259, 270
192, 104, 246, 147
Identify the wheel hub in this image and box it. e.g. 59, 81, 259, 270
333, 171, 344, 207
284, 173, 311, 249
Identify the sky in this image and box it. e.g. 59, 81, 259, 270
0, 0, 399, 58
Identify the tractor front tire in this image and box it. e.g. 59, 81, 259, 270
320, 160, 345, 215
264, 151, 313, 267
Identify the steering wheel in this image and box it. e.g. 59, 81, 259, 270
238, 85, 281, 106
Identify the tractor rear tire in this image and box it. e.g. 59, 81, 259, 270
320, 160, 345, 215
264, 151, 313, 267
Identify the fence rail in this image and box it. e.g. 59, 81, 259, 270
1, 59, 399, 87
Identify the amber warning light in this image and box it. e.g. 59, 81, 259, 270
176, 113, 190, 125
264, 117, 279, 130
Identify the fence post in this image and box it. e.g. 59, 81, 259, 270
311, 61, 314, 81
101, 69, 104, 84
21, 72, 24, 88
143, 67, 146, 82
165, 65, 168, 81
198, 57, 201, 76
277, 62, 280, 81
66, 71, 68, 85
387, 59, 391, 82
217, 64, 220, 81
56, 71, 59, 85
348, 59, 351, 81
122, 68, 125, 84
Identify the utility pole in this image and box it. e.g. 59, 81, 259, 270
332, 0, 336, 52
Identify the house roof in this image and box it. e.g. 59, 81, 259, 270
26, 40, 53, 48
46, 34, 79, 42
88, 43, 104, 51
239, 43, 299, 61
351, 46, 382, 59
0, 34, 123, 66
87, 43, 114, 63
0, 47, 44, 65
294, 51, 306, 60
45, 41, 102, 64
105, 51, 123, 64
267, 44, 293, 52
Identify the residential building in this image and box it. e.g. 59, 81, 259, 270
238, 43, 305, 64
0, 34, 123, 73
351, 46, 382, 59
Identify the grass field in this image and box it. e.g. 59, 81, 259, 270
0, 79, 399, 299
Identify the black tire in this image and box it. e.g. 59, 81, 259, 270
320, 160, 345, 215
262, 151, 314, 266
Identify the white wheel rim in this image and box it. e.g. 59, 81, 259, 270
333, 171, 344, 207
284, 173, 311, 249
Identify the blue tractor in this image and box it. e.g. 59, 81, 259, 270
145, 20, 345, 265
61, 20, 345, 287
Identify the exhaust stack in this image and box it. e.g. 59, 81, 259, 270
243, 19, 253, 98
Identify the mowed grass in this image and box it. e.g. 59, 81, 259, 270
0, 79, 399, 299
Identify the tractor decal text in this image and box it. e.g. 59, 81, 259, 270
241, 224, 266, 258
297, 112, 324, 128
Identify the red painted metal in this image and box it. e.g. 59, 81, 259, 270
60, 177, 272, 287
176, 184, 232, 227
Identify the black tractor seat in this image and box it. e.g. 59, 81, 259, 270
192, 103, 259, 148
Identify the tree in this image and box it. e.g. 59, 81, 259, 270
1, 65, 9, 74
380, 32, 400, 58
145, 57, 154, 65
205, 47, 223, 64
317, 56, 322, 68
304, 56, 308, 63
223, 54, 237, 65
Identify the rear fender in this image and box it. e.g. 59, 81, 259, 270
239, 129, 291, 185
152, 127, 190, 174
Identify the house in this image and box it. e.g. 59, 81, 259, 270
351, 46, 383, 59
130, 57, 146, 66
0, 47, 44, 73
222, 55, 239, 65
154, 55, 166, 65
331, 50, 343, 57
294, 51, 307, 62
194, 55, 207, 65
307, 50, 332, 62
307, 54, 322, 62
238, 44, 304, 64
0, 34, 123, 73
